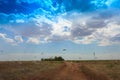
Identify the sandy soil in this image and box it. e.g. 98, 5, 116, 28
28, 62, 87, 80
53, 62, 87, 80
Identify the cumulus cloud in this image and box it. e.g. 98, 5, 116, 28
51, 17, 72, 36
95, 22, 120, 46
26, 37, 40, 44
15, 36, 23, 43
0, 33, 6, 38
0, 0, 120, 46
72, 35, 95, 44
1, 9, 120, 46
0, 33, 15, 45
71, 24, 94, 37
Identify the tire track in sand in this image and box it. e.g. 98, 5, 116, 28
53, 62, 87, 80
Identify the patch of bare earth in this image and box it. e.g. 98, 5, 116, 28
53, 62, 87, 80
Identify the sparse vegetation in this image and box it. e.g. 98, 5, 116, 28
41, 56, 64, 61
77, 60, 120, 80
80, 65, 110, 80
0, 60, 119, 80
0, 61, 64, 80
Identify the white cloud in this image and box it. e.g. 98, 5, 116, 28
51, 17, 72, 36
0, 33, 15, 45
98, 40, 111, 46
1, 8, 120, 46
15, 36, 23, 43
94, 22, 120, 46
0, 33, 6, 38
4, 38, 15, 43
16, 19, 24, 23
27, 37, 40, 44
73, 35, 95, 44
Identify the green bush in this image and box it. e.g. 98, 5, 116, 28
41, 56, 64, 61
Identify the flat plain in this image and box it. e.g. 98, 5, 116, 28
0, 60, 120, 80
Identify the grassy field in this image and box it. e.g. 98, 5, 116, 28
0, 60, 120, 80
0, 61, 64, 80
77, 60, 120, 80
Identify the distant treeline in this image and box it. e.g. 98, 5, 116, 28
41, 56, 64, 61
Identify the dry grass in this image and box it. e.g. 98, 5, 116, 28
80, 65, 110, 80
0, 60, 119, 80
78, 60, 120, 80
0, 61, 64, 80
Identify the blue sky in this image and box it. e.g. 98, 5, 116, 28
0, 0, 120, 60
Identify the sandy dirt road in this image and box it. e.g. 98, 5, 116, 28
53, 62, 87, 80
29, 62, 110, 80
29, 62, 87, 80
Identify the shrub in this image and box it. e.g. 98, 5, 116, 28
41, 56, 64, 61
